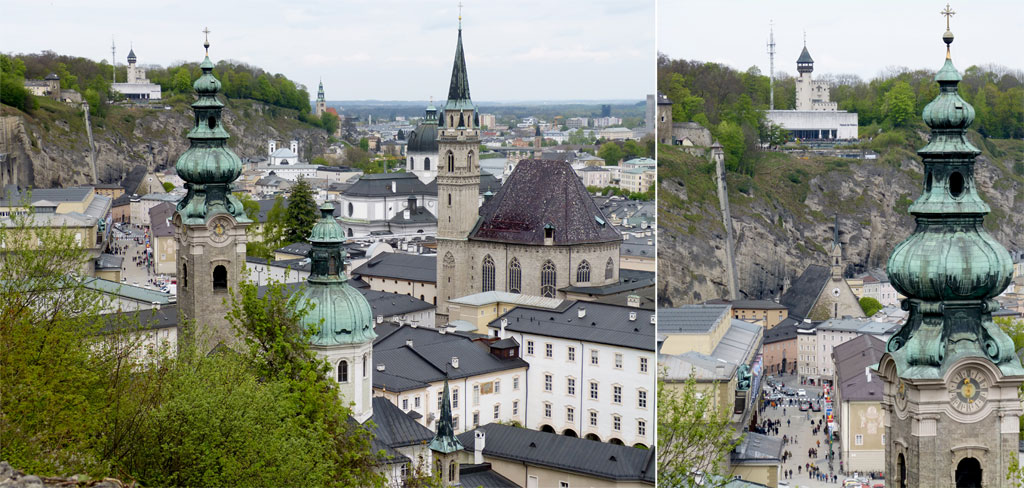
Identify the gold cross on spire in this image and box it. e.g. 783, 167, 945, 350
458, 1, 463, 29
203, 27, 211, 54
941, 3, 955, 30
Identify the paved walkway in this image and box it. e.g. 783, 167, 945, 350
757, 373, 884, 487
108, 224, 171, 289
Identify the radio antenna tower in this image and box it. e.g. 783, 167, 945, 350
111, 36, 116, 84
767, 20, 776, 110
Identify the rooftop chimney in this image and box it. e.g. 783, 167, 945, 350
406, 339, 414, 348
578, 306, 586, 318
474, 431, 486, 464
377, 363, 385, 372
629, 311, 637, 322
377, 315, 384, 324
500, 318, 508, 339
451, 357, 459, 369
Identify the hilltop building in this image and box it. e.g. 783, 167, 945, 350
111, 47, 162, 100
766, 41, 857, 140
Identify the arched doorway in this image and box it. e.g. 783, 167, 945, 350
897, 453, 906, 488
608, 438, 623, 446
584, 433, 601, 442
562, 429, 578, 438
955, 457, 981, 488
781, 358, 787, 373
540, 425, 555, 434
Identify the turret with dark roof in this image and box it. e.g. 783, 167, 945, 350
429, 378, 464, 454
797, 46, 814, 73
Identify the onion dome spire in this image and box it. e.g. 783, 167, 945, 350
174, 31, 249, 224
298, 204, 375, 346
884, 8, 1020, 378
429, 377, 464, 454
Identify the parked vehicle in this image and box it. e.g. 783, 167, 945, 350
799, 401, 810, 411
797, 388, 807, 396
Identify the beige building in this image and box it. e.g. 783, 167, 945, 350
706, 298, 789, 328
445, 291, 563, 334
149, 202, 177, 275
832, 335, 887, 473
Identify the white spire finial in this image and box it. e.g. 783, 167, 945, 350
203, 27, 211, 54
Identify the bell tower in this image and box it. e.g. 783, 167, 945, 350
876, 8, 1024, 487
315, 79, 326, 117
436, 9, 480, 326
173, 30, 252, 353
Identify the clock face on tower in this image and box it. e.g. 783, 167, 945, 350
210, 219, 231, 245
894, 379, 908, 413
947, 367, 989, 414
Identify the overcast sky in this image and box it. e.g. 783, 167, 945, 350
1, 0, 655, 102
658, 0, 1024, 80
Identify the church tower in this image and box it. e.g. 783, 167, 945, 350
315, 79, 326, 117
430, 378, 464, 486
436, 11, 481, 326
830, 213, 842, 281
297, 203, 376, 422
173, 33, 252, 353
877, 10, 1024, 487
794, 40, 815, 111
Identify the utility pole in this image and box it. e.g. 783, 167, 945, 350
111, 36, 116, 84
767, 20, 776, 110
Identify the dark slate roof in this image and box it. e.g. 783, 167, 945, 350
705, 298, 788, 310
560, 269, 654, 296
470, 159, 621, 246
779, 264, 830, 320
275, 241, 311, 257
120, 164, 148, 195
360, 288, 434, 318
343, 172, 432, 198
488, 300, 654, 351
731, 431, 783, 464
446, 28, 472, 104
658, 304, 730, 334
367, 396, 435, 448
797, 46, 814, 64
371, 323, 527, 392
621, 241, 654, 259
100, 304, 180, 332
388, 206, 437, 225
459, 464, 519, 488
407, 122, 438, 153
351, 253, 436, 283
149, 201, 176, 237
763, 321, 799, 345
0, 186, 93, 206
457, 423, 655, 484
833, 335, 886, 402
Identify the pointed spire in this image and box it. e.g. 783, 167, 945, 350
445, 12, 473, 109
833, 213, 840, 249
429, 377, 464, 454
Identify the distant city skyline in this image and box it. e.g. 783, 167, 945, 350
0, 0, 655, 102
658, 0, 1023, 80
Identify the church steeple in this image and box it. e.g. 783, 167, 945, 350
445, 20, 473, 112
830, 213, 842, 281
429, 377, 464, 486
317, 79, 325, 102
877, 9, 1023, 486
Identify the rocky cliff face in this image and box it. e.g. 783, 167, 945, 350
658, 138, 1024, 307
0, 99, 329, 189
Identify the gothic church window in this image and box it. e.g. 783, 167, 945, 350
447, 151, 455, 172
468, 150, 474, 168
449, 461, 456, 482
482, 255, 496, 292
605, 257, 614, 280
213, 265, 227, 290
576, 260, 591, 283
508, 258, 522, 293
541, 260, 557, 298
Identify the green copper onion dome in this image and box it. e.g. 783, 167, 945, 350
299, 204, 375, 346
174, 38, 248, 225
884, 24, 1020, 378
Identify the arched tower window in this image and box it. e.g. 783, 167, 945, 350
408, 157, 414, 169
605, 257, 614, 280
424, 157, 431, 171
447, 151, 455, 172
955, 457, 981, 488
482, 255, 495, 292
348, 202, 354, 217
337, 360, 348, 383
448, 460, 456, 482
467, 150, 474, 168
443, 252, 456, 284
347, 228, 353, 237
329, 255, 338, 275
182, 262, 188, 288
207, 115, 216, 129
576, 260, 591, 283
363, 354, 368, 377
508, 258, 522, 294
213, 265, 227, 290
540, 260, 556, 298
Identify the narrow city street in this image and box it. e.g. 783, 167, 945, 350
755, 372, 884, 488
107, 223, 171, 291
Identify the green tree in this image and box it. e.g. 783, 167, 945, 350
359, 137, 370, 152
320, 111, 340, 135
658, 373, 741, 487
162, 181, 175, 192
859, 297, 883, 317
714, 120, 747, 174
622, 139, 645, 160
172, 67, 192, 93
283, 177, 318, 244
665, 73, 705, 122
598, 141, 624, 166
882, 81, 916, 128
